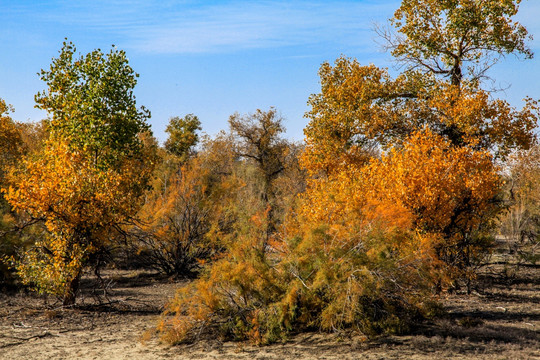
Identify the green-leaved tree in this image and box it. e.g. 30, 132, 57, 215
6, 41, 153, 305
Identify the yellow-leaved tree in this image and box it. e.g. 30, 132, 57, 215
0, 98, 28, 287
499, 145, 540, 268
363, 130, 502, 287
4, 41, 153, 305
302, 0, 538, 288
157, 0, 538, 344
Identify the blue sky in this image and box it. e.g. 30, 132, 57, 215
2, 0, 540, 142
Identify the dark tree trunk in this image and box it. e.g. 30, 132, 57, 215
62, 271, 81, 306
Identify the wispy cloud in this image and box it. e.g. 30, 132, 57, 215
5, 0, 540, 55
5, 0, 397, 54
126, 1, 395, 54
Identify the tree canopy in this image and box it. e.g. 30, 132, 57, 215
35, 41, 150, 167
164, 114, 201, 160
386, 0, 532, 85
6, 41, 153, 305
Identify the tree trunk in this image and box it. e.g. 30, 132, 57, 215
62, 271, 81, 306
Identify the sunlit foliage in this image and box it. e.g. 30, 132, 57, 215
0, 98, 27, 287
5, 42, 152, 305
303, 58, 537, 176
164, 114, 201, 160
499, 146, 540, 266
133, 152, 238, 277
386, 0, 532, 85
364, 130, 501, 285
157, 0, 537, 345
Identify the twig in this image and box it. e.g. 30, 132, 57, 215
0, 331, 57, 348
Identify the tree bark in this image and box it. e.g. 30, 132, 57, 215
62, 271, 81, 306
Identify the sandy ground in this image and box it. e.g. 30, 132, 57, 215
0, 265, 538, 360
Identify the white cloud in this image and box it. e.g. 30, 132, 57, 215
10, 0, 538, 55
5, 0, 396, 54
127, 1, 396, 54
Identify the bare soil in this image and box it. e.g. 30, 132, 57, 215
0, 264, 538, 359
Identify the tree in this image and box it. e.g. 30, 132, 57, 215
0, 99, 25, 184
365, 129, 501, 288
303, 58, 538, 176
229, 108, 291, 247
157, 0, 538, 344
0, 101, 52, 290
499, 146, 540, 267
306, 0, 536, 174
0, 98, 28, 288
383, 0, 532, 86
5, 41, 152, 305
302, 0, 537, 290
164, 114, 201, 160
132, 153, 236, 277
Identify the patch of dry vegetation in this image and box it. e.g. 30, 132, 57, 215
0, 246, 538, 360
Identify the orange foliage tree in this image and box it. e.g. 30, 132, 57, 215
303, 59, 538, 176
157, 132, 444, 343
4, 42, 152, 305
0, 99, 25, 184
363, 130, 501, 286
302, 0, 537, 288
499, 146, 540, 266
157, 0, 538, 344
133, 151, 239, 277
0, 98, 29, 287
